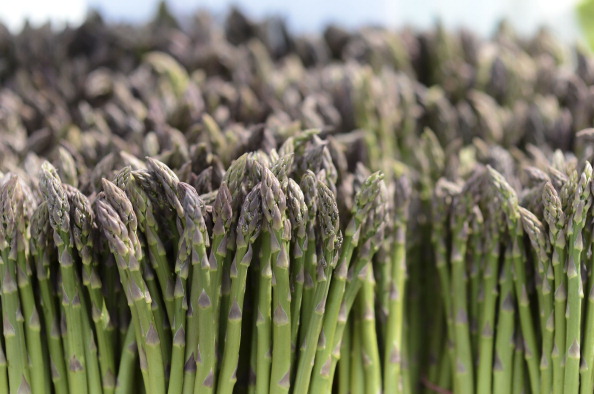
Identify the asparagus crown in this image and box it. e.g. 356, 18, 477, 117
40, 162, 71, 235
543, 181, 564, 233
262, 167, 287, 231
94, 198, 132, 260
519, 206, 549, 267
101, 178, 138, 233
286, 178, 307, 239
0, 176, 29, 258
212, 182, 233, 236
487, 165, 520, 229
147, 157, 183, 217
271, 154, 294, 187
316, 178, 339, 255
237, 184, 264, 247
30, 201, 50, 251
300, 170, 318, 228
352, 171, 384, 223
569, 162, 592, 226
65, 186, 94, 249
177, 182, 210, 250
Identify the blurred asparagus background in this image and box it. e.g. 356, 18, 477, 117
4, 4, 594, 394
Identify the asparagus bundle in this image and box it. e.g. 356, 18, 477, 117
5, 4, 594, 394
0, 136, 407, 394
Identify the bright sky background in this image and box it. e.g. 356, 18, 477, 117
0, 0, 585, 43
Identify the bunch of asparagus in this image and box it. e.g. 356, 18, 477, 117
6, 5, 594, 394
0, 131, 414, 394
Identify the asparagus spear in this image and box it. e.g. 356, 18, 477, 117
175, 182, 215, 394
564, 163, 592, 393
115, 325, 138, 394
581, 199, 594, 394
520, 207, 554, 393
468, 206, 484, 355
40, 163, 89, 394
293, 178, 340, 394
543, 181, 567, 394
432, 179, 461, 392
358, 263, 381, 394
95, 188, 166, 393
209, 183, 232, 355
139, 163, 198, 394
254, 189, 274, 393
325, 193, 387, 387
383, 173, 411, 394
167, 189, 191, 394
1, 177, 32, 394
30, 201, 68, 394
298, 171, 318, 349
218, 184, 263, 394
449, 193, 474, 394
10, 177, 50, 394
492, 237, 515, 394
262, 167, 294, 393
286, 178, 308, 367
488, 166, 541, 393
338, 320, 351, 394
66, 185, 116, 392
309, 171, 384, 393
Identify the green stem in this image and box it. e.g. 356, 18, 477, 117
338, 320, 351, 394
270, 220, 292, 393
359, 265, 381, 394
493, 242, 515, 394
255, 230, 272, 394
449, 197, 474, 394
115, 324, 138, 394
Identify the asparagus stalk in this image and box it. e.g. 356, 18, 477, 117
298, 171, 318, 350
95, 184, 166, 393
115, 324, 138, 394
209, 183, 232, 355
67, 186, 116, 392
40, 163, 88, 394
432, 179, 460, 392
543, 181, 567, 394
383, 173, 411, 394
263, 168, 293, 393
1, 177, 32, 394
218, 184, 262, 394
167, 204, 190, 394
0, 344, 7, 394
492, 236, 515, 394
176, 183, 216, 394
30, 201, 69, 394
564, 164, 592, 393
468, 206, 484, 355
520, 207, 554, 393
293, 178, 340, 394
325, 197, 387, 387
581, 213, 594, 394
489, 166, 541, 393
286, 179, 308, 368
581, 173, 594, 394
310, 171, 384, 393
359, 264, 381, 394
255, 204, 273, 393
476, 201, 502, 394
449, 193, 474, 394
10, 177, 50, 394
120, 168, 175, 328
350, 302, 365, 394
